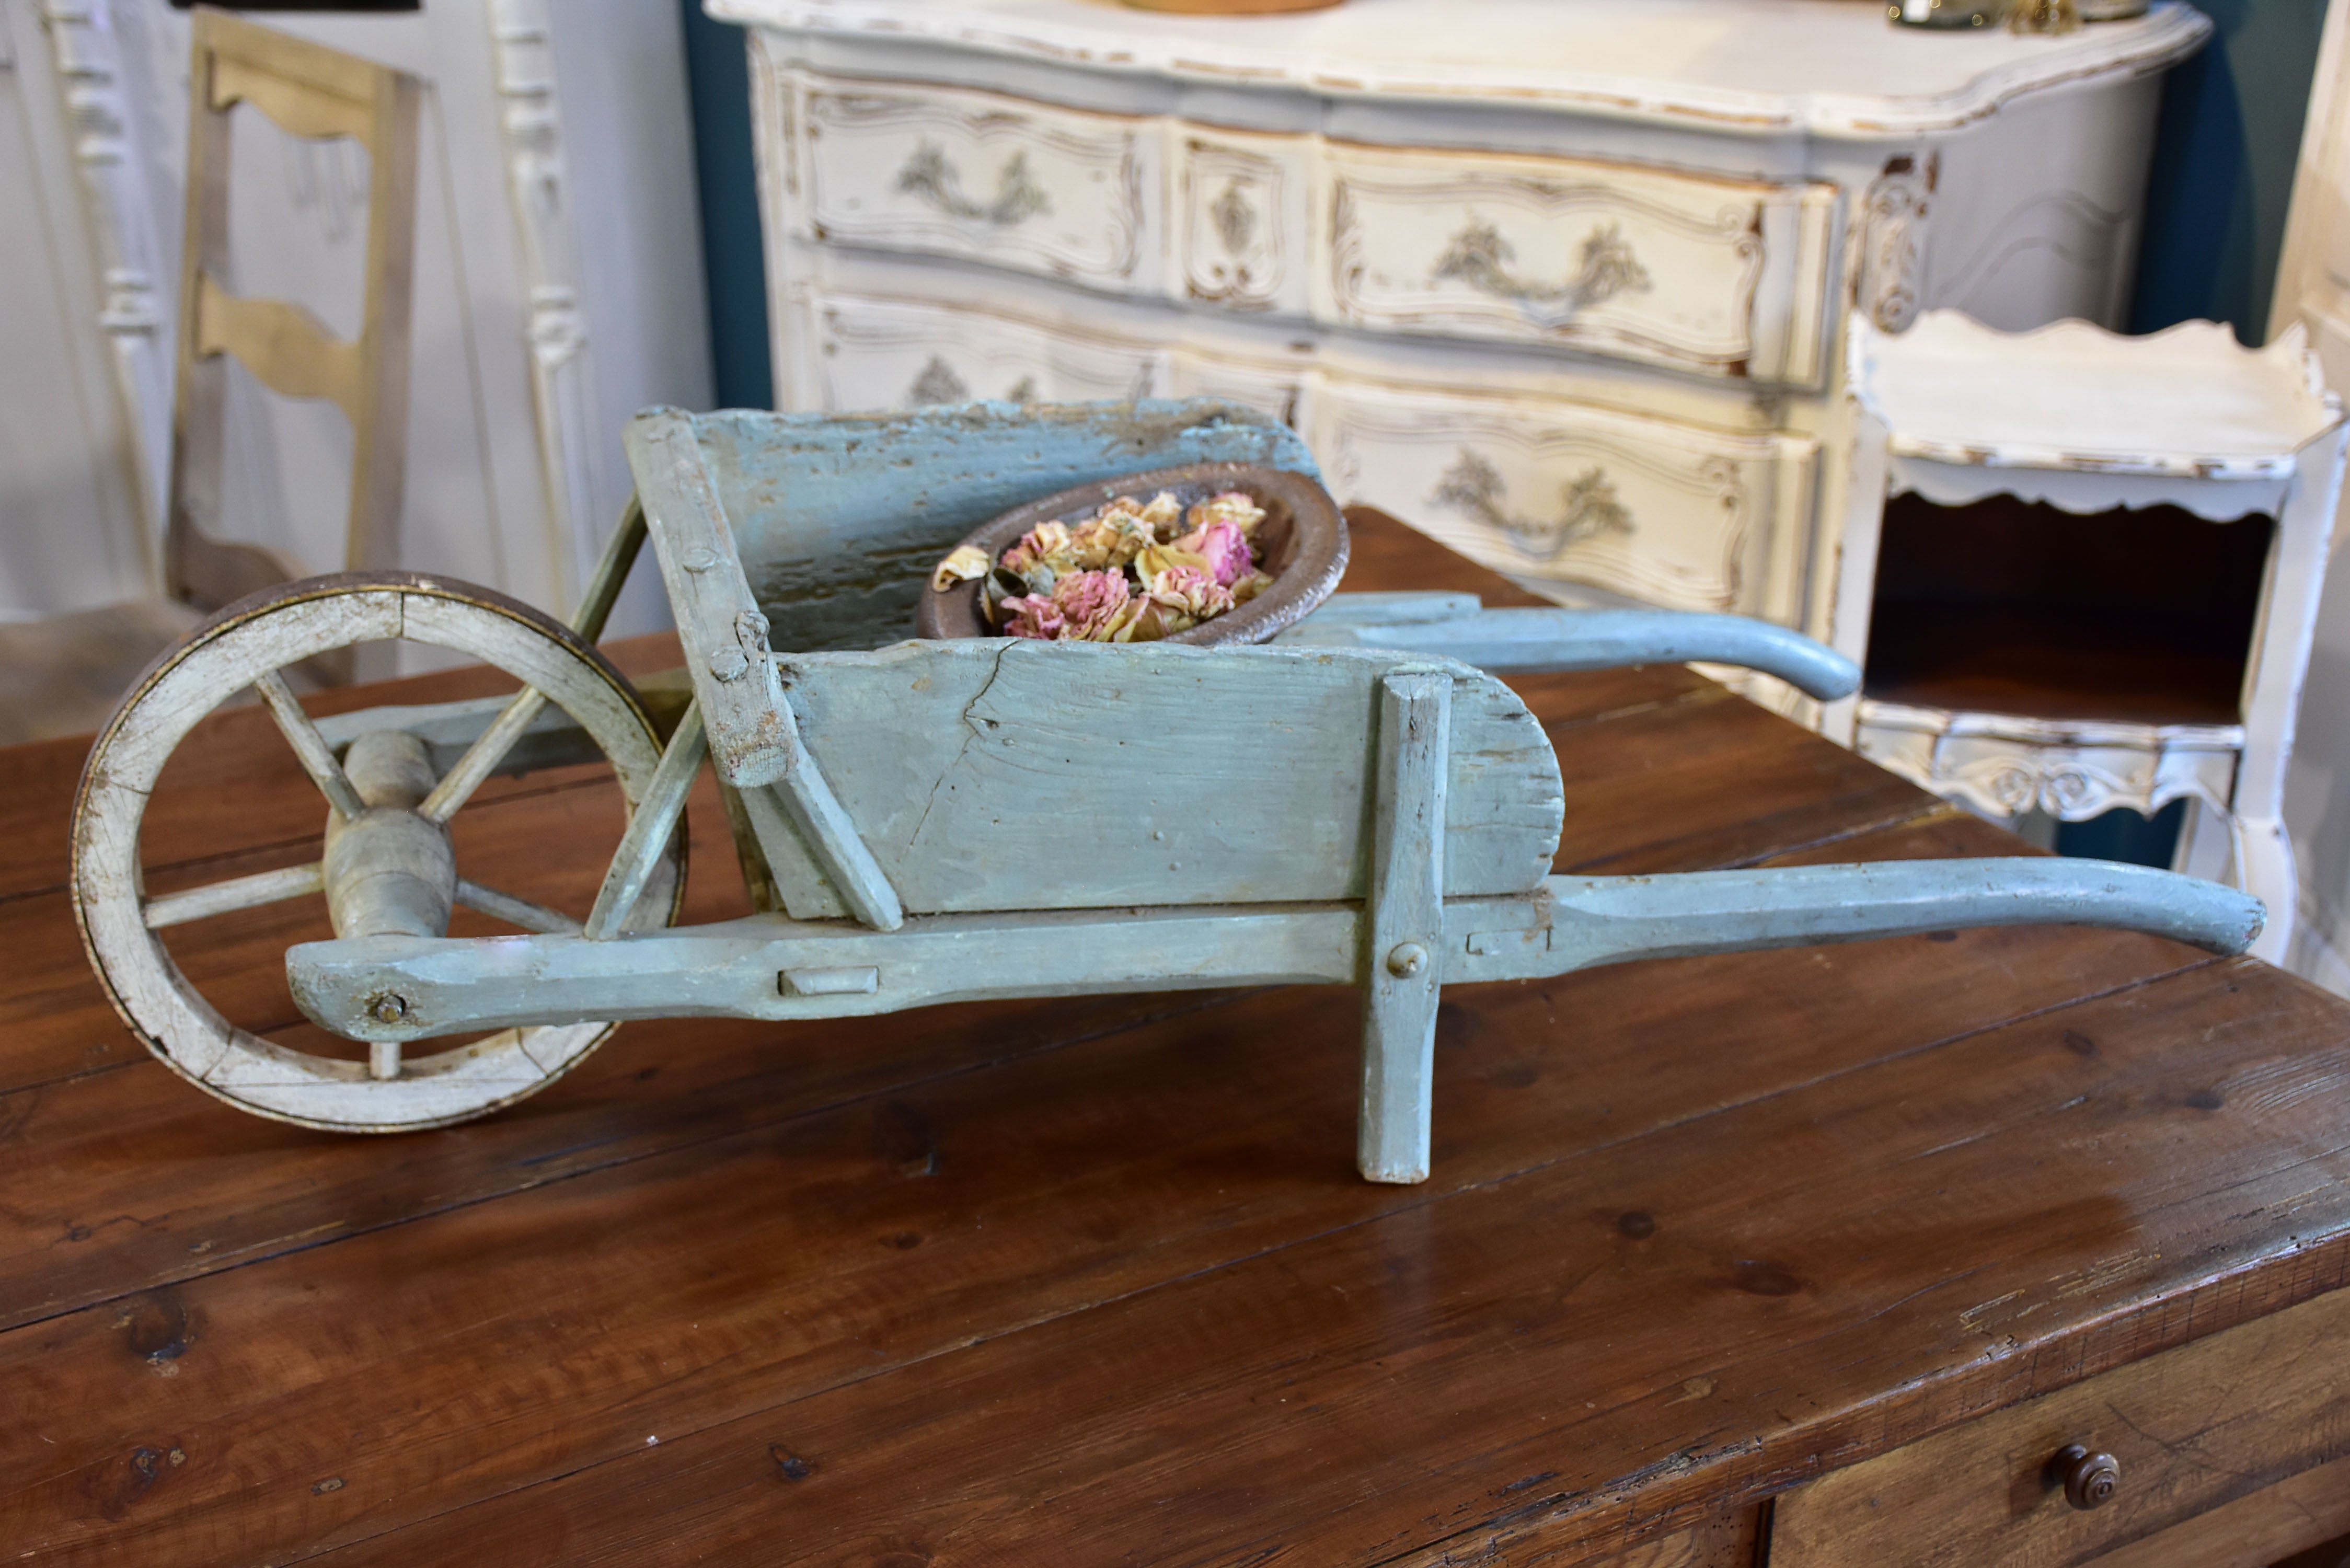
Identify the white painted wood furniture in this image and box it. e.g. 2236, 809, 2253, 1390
2267, 0, 2350, 990
0, 0, 708, 650
167, 11, 420, 615
716, 0, 2209, 673
1832, 310, 2348, 964
1, 11, 426, 736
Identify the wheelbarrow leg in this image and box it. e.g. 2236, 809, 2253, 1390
1360, 670, 1452, 1184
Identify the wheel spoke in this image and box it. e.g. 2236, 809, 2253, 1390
420, 688, 547, 824
420, 498, 648, 826
254, 671, 368, 821
143, 862, 325, 929
454, 877, 583, 936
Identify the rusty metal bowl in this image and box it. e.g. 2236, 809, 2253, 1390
914, 462, 1349, 647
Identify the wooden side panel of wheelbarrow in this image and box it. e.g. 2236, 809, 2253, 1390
748, 638, 1563, 921
714, 636, 1549, 1183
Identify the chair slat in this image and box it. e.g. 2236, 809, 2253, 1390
210, 54, 376, 142
195, 278, 364, 419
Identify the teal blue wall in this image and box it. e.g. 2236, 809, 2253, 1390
678, 3, 2327, 389
2132, 0, 2328, 342
681, 1, 772, 410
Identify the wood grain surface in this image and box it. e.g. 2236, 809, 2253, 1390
3, 510, 2347, 1566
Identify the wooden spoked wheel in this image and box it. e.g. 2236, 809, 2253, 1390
72, 573, 683, 1133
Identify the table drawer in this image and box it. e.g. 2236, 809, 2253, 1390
1314, 376, 1816, 618
1770, 1284, 2350, 1568
1319, 142, 1838, 386
796, 72, 1156, 293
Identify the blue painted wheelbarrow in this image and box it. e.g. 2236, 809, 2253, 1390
73, 400, 2262, 1179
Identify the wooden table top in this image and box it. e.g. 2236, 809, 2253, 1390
4, 511, 2348, 1566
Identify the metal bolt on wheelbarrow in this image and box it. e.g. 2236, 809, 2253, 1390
73, 400, 2262, 1182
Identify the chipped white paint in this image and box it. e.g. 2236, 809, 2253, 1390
1851, 314, 2342, 486
1853, 701, 2243, 824
485, 0, 605, 609
712, 0, 2207, 139
72, 577, 678, 1133
2262, 2, 2350, 995
33, 0, 171, 532
1836, 311, 2350, 964
737, 0, 2200, 683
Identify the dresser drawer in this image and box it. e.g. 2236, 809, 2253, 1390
1853, 701, 2242, 825
1315, 377, 1816, 619
806, 290, 1163, 412
795, 72, 1157, 293
1319, 142, 1837, 386
1770, 1284, 2350, 1568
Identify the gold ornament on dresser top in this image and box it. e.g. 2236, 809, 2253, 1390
1892, 0, 2152, 29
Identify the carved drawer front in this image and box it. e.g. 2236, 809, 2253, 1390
1179, 131, 1312, 318
809, 291, 1167, 413
1320, 142, 1837, 385
1771, 1284, 2350, 1567
1854, 701, 2242, 825
795, 71, 1156, 293
1317, 378, 1816, 619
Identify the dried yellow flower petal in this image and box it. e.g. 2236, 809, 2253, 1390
931, 545, 993, 593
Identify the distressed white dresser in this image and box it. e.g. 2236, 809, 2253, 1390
716, 0, 2208, 691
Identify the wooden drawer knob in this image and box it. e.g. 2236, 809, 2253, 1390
2055, 1444, 2122, 1510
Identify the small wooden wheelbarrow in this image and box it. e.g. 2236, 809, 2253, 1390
73, 401, 2263, 1182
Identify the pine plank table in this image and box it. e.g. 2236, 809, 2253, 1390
4, 510, 2349, 1566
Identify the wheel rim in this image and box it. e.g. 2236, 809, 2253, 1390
72, 573, 683, 1132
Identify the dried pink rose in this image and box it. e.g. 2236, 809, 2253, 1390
999, 593, 1066, 640
1050, 568, 1131, 636
1099, 597, 1191, 642
983, 487, 1274, 641
1001, 521, 1073, 575
1148, 563, 1235, 620
1171, 521, 1257, 587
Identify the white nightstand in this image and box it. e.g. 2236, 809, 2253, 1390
1835, 312, 2347, 962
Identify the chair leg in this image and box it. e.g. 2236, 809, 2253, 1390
1360, 670, 1451, 1184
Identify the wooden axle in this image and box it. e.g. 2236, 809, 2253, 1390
321, 730, 456, 946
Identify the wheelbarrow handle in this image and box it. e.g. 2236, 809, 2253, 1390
1283, 596, 1860, 700
1534, 859, 2264, 974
